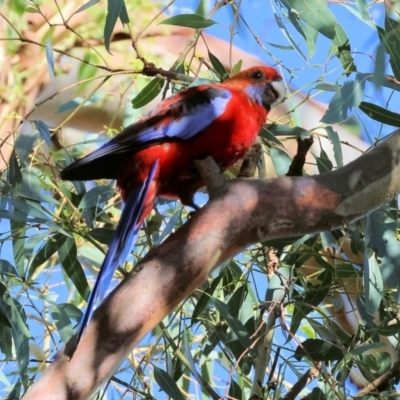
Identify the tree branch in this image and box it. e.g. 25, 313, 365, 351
23, 129, 400, 400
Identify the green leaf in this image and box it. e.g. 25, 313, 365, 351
131, 78, 164, 109
0, 257, 16, 276
325, 126, 343, 167
266, 123, 312, 139
355, 0, 370, 21
364, 252, 383, 317
372, 42, 386, 89
270, 146, 292, 176
192, 273, 224, 322
104, 0, 128, 53
383, 16, 400, 80
260, 126, 284, 146
209, 297, 252, 349
273, 12, 306, 60
359, 102, 400, 127
0, 283, 31, 339
50, 304, 74, 343
208, 50, 229, 80
15, 132, 39, 163
153, 366, 185, 400
156, 209, 181, 245
369, 208, 400, 303
265, 266, 292, 304
294, 338, 344, 361
314, 149, 333, 173
33, 120, 51, 147
45, 37, 55, 86
331, 25, 356, 72
291, 270, 332, 335
286, 0, 336, 39
232, 60, 242, 75
229, 379, 242, 400
0, 310, 12, 360
321, 76, 365, 123
350, 342, 386, 357
28, 233, 67, 281
58, 237, 90, 300
315, 83, 339, 92
11, 219, 25, 276
89, 228, 115, 245
73, 0, 100, 14
78, 185, 114, 209
159, 14, 216, 29
56, 94, 104, 113
8, 150, 23, 185
310, 387, 327, 400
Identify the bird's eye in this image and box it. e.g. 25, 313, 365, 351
251, 70, 264, 80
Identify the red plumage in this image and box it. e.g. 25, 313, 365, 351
61, 66, 283, 339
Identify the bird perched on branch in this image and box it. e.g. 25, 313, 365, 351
61, 66, 284, 340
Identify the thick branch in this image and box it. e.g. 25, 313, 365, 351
23, 130, 400, 400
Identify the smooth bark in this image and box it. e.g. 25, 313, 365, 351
23, 130, 400, 399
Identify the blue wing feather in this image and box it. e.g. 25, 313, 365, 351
77, 160, 159, 341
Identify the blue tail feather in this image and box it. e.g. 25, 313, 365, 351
77, 160, 159, 341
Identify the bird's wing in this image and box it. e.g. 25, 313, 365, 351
60, 86, 231, 180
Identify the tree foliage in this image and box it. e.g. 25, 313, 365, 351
1, 0, 400, 399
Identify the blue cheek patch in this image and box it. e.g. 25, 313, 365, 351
245, 85, 264, 106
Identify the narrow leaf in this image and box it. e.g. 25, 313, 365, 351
359, 102, 400, 127
325, 126, 343, 167
78, 185, 114, 209
154, 366, 185, 400
28, 233, 67, 281
73, 0, 100, 14
321, 76, 365, 123
33, 120, 51, 147
294, 338, 344, 361
159, 14, 216, 29
58, 237, 90, 300
131, 78, 164, 109
104, 0, 125, 53
45, 37, 55, 86
50, 304, 74, 343
208, 50, 229, 80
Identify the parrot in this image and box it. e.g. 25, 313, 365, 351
60, 66, 283, 340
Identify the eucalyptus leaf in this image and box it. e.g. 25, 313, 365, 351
321, 76, 365, 123
359, 102, 400, 127
131, 78, 164, 109
160, 14, 216, 29
153, 366, 185, 400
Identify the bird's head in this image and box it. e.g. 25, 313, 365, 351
225, 66, 285, 111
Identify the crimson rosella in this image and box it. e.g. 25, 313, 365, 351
61, 66, 283, 340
